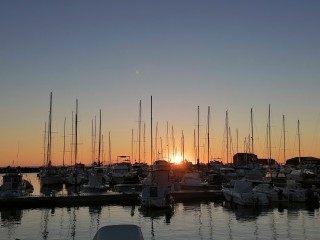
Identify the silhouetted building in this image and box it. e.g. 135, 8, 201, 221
286, 157, 320, 166
233, 153, 277, 166
233, 153, 257, 165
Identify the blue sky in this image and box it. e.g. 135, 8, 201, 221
1, 1, 320, 166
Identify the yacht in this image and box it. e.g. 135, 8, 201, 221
0, 172, 34, 198
140, 160, 173, 208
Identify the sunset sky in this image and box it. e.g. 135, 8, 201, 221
1, 1, 320, 167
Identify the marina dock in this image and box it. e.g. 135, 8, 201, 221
0, 192, 140, 208
0, 190, 223, 208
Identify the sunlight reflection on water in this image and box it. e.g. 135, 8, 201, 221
1, 173, 320, 240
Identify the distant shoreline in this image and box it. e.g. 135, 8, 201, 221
0, 167, 40, 173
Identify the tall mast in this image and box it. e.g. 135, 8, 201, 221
182, 130, 185, 162
98, 109, 101, 165
43, 122, 46, 166
138, 100, 141, 163
229, 126, 232, 164
236, 128, 239, 164
102, 134, 104, 165
166, 121, 169, 162
71, 111, 74, 165
91, 119, 94, 164
197, 105, 200, 165
268, 104, 271, 167
131, 128, 134, 162
75, 99, 78, 165
94, 116, 96, 163
172, 125, 175, 161
143, 123, 146, 163
251, 108, 254, 154
207, 106, 210, 164
298, 119, 301, 167
63, 117, 66, 167
155, 122, 158, 160
226, 110, 229, 165
150, 95, 153, 165
283, 115, 286, 164
46, 92, 52, 166
193, 129, 196, 164
109, 131, 111, 165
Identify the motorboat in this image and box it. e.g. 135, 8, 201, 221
81, 167, 109, 193
222, 180, 265, 205
178, 171, 207, 190
252, 183, 288, 203
140, 160, 173, 208
0, 172, 34, 198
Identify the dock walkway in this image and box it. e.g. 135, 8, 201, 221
0, 192, 140, 208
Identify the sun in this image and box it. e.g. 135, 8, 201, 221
173, 154, 182, 164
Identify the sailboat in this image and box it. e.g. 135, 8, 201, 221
65, 99, 87, 186
39, 92, 63, 186
81, 109, 110, 192
140, 97, 173, 208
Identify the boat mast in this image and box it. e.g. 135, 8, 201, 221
251, 108, 254, 154
98, 109, 101, 165
172, 125, 175, 161
229, 126, 232, 164
91, 119, 94, 164
143, 123, 146, 163
94, 116, 97, 163
283, 115, 286, 165
298, 119, 301, 167
138, 100, 141, 163
63, 117, 66, 167
43, 122, 46, 167
155, 122, 158, 160
150, 95, 153, 165
193, 129, 196, 164
268, 104, 271, 167
181, 130, 185, 162
207, 106, 210, 164
46, 92, 52, 166
226, 110, 229, 165
71, 111, 74, 165
167, 121, 169, 162
197, 105, 200, 165
108, 131, 111, 165
236, 128, 239, 164
131, 128, 133, 162
75, 99, 78, 166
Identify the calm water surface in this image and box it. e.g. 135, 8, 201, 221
1, 173, 320, 240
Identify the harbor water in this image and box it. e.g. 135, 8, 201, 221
1, 173, 320, 240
